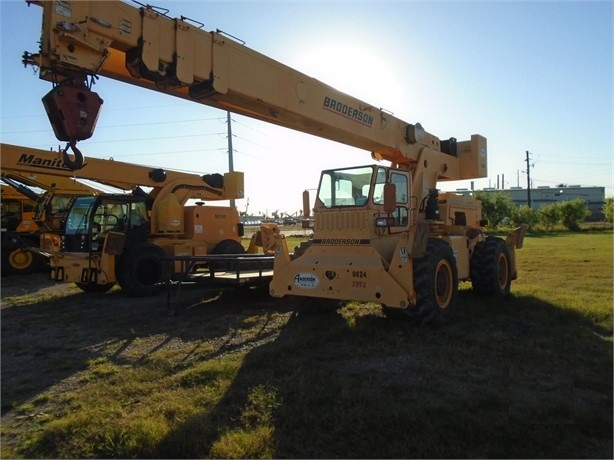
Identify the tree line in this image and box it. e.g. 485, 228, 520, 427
473, 191, 614, 232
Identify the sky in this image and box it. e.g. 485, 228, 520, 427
1, 0, 612, 216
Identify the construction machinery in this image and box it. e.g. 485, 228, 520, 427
1, 171, 99, 274
1, 170, 100, 231
22, 1, 524, 319
2, 142, 249, 295
1, 183, 40, 274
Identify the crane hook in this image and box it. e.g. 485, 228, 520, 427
62, 141, 84, 170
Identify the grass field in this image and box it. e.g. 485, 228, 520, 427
1, 231, 612, 458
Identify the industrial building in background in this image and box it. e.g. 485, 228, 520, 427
454, 185, 606, 221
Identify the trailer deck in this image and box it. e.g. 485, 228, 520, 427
162, 253, 275, 310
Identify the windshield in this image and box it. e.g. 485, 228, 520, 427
65, 195, 150, 236
317, 166, 374, 208
65, 196, 97, 235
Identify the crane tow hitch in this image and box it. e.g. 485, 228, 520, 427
41, 78, 103, 170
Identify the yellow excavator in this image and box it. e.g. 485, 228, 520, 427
22, 1, 524, 320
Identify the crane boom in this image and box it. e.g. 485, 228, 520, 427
24, 0, 485, 183
1, 143, 243, 204
1, 170, 101, 196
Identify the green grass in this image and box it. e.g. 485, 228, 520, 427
1, 231, 612, 458
512, 232, 612, 328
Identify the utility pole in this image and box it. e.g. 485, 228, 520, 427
525, 150, 532, 208
227, 111, 235, 208
517, 169, 520, 188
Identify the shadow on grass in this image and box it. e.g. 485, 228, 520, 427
1, 274, 611, 458
157, 291, 613, 459
0, 278, 274, 416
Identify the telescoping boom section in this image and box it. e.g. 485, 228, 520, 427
22, 1, 524, 318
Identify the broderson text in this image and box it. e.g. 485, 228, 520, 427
323, 97, 374, 127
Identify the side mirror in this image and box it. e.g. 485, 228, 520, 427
302, 190, 311, 218
383, 183, 396, 213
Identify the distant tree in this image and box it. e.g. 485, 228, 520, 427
539, 203, 562, 230
603, 197, 614, 222
474, 191, 515, 229
511, 205, 539, 230
559, 199, 590, 231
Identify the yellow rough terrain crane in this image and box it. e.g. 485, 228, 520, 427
1, 170, 99, 274
2, 142, 247, 295
22, 1, 524, 320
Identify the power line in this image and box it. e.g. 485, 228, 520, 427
232, 118, 276, 139
0, 104, 218, 119
74, 133, 225, 144
108, 147, 226, 157
1, 117, 224, 135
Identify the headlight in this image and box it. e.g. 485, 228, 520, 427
375, 217, 395, 227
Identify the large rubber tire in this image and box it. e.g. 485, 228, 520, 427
411, 238, 459, 324
210, 239, 246, 271
211, 239, 245, 255
470, 236, 512, 297
3, 246, 45, 275
1, 251, 9, 277
116, 242, 167, 297
75, 282, 116, 293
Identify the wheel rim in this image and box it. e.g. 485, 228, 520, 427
9, 249, 33, 271
434, 259, 454, 309
496, 252, 509, 290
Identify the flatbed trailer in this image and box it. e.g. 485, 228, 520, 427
161, 253, 274, 310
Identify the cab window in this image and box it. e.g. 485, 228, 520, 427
390, 172, 409, 227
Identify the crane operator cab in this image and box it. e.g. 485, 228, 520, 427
63, 195, 149, 253
315, 165, 410, 230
